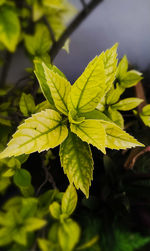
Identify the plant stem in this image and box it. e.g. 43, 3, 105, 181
0, 51, 12, 87
50, 0, 103, 62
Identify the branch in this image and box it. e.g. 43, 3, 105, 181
50, 0, 103, 62
135, 81, 147, 113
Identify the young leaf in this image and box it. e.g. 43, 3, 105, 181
81, 110, 111, 121
0, 109, 68, 159
24, 217, 46, 232
112, 98, 143, 111
61, 184, 77, 217
140, 114, 150, 127
68, 53, 106, 114
13, 169, 31, 188
116, 55, 128, 79
19, 93, 36, 116
106, 83, 125, 105
141, 104, 150, 115
0, 6, 20, 52
71, 120, 106, 154
58, 219, 81, 251
49, 202, 61, 219
42, 62, 71, 115
103, 43, 118, 93
107, 107, 124, 128
120, 70, 142, 88
60, 131, 93, 198
101, 120, 144, 150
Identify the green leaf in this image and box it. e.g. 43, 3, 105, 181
0, 6, 20, 52
141, 104, 150, 115
13, 169, 31, 187
19, 93, 35, 116
106, 83, 125, 105
35, 100, 56, 113
120, 70, 142, 88
24, 217, 46, 232
60, 131, 93, 198
0, 227, 13, 246
49, 202, 61, 219
20, 198, 38, 219
81, 110, 111, 122
58, 219, 81, 251
24, 24, 51, 56
116, 55, 128, 79
112, 98, 143, 111
71, 120, 106, 154
140, 114, 150, 127
43, 0, 64, 9
38, 239, 57, 251
0, 109, 68, 158
101, 120, 144, 150
107, 107, 124, 128
103, 43, 118, 93
34, 58, 54, 105
42, 62, 71, 115
12, 228, 27, 246
68, 53, 106, 114
61, 184, 77, 217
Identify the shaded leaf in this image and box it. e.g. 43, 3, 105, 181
60, 131, 93, 198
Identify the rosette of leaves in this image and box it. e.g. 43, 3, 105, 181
0, 44, 144, 197
97, 53, 143, 128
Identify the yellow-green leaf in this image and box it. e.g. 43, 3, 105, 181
58, 219, 81, 251
60, 131, 93, 198
19, 93, 35, 116
24, 24, 51, 56
0, 6, 20, 52
112, 98, 143, 111
42, 62, 71, 115
24, 217, 46, 232
61, 184, 77, 217
103, 43, 118, 93
107, 107, 124, 128
49, 201, 61, 219
68, 53, 106, 114
101, 120, 144, 150
116, 55, 128, 79
71, 120, 106, 154
120, 70, 142, 88
0, 109, 68, 159
34, 58, 54, 105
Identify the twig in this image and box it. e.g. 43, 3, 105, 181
50, 0, 103, 62
80, 0, 87, 8
135, 81, 147, 113
36, 155, 57, 196
0, 51, 12, 87
124, 146, 150, 169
